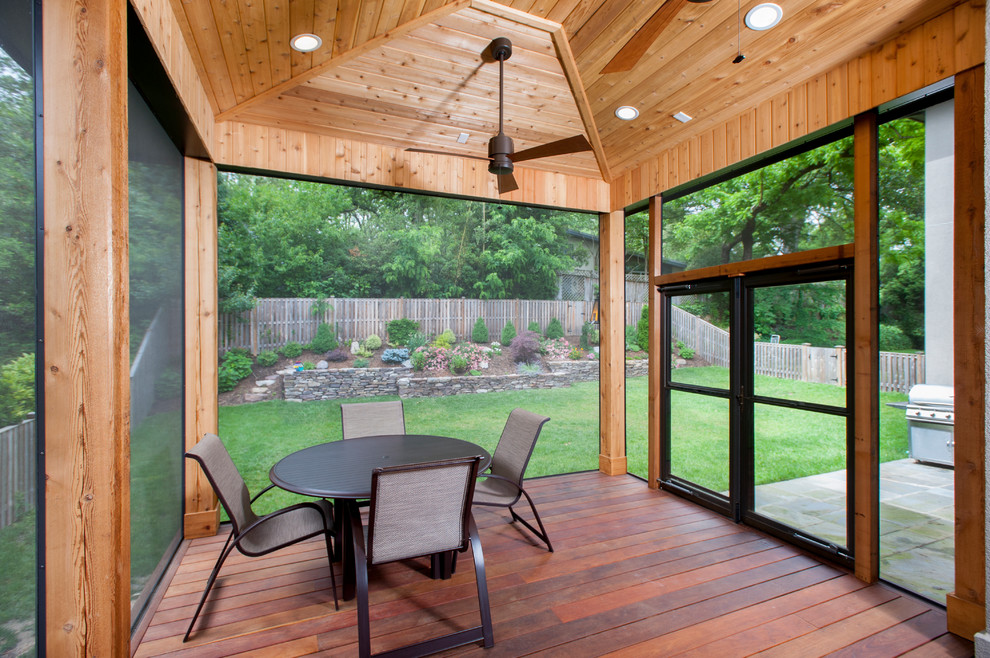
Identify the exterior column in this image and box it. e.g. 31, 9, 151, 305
647, 196, 663, 489
599, 209, 626, 475
43, 0, 131, 653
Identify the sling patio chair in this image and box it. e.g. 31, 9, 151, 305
341, 400, 406, 439
183, 433, 339, 642
348, 456, 494, 657
472, 408, 554, 552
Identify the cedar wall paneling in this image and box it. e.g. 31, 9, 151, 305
609, 0, 985, 210
44, 0, 131, 654
183, 158, 220, 538
130, 0, 215, 157
215, 121, 611, 213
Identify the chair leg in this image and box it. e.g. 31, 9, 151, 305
183, 538, 238, 642
510, 487, 553, 552
323, 530, 340, 611
469, 516, 494, 649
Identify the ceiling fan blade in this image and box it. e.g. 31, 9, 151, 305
497, 173, 519, 194
511, 135, 593, 164
405, 147, 490, 162
600, 0, 690, 74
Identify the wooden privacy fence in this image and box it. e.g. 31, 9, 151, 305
669, 305, 925, 393
221, 297, 601, 354
0, 417, 35, 529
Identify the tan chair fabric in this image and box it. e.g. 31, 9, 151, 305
340, 400, 405, 439
473, 408, 550, 506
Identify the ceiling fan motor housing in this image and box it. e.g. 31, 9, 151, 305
488, 133, 514, 174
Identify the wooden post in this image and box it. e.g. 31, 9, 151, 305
43, 0, 131, 653
853, 110, 880, 583
946, 64, 985, 640
184, 159, 220, 538
647, 196, 663, 488
599, 210, 626, 475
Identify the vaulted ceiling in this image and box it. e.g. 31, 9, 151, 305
169, 0, 966, 180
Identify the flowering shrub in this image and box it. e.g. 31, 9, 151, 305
381, 348, 409, 364
450, 354, 468, 374
568, 347, 585, 360
488, 342, 502, 356
452, 343, 488, 371
543, 338, 570, 360
415, 345, 451, 372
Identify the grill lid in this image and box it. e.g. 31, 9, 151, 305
908, 384, 954, 407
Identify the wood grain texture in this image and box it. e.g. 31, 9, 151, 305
654, 245, 855, 287
215, 121, 611, 211
852, 111, 879, 584
183, 158, 220, 539
134, 472, 971, 656
598, 210, 626, 475
609, 0, 985, 211
948, 63, 985, 640
43, 0, 131, 654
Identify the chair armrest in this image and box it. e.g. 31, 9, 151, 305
250, 483, 277, 504
237, 500, 330, 539
477, 472, 522, 491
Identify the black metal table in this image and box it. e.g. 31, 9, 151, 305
269, 434, 491, 599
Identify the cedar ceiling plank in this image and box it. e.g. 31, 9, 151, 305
469, 0, 562, 31
398, 0, 429, 25
208, 0, 255, 104
377, 0, 407, 34
521, 0, 557, 18
552, 27, 610, 180
598, 0, 689, 74
354, 0, 385, 45
559, 0, 609, 38
264, 0, 293, 85
216, 0, 471, 121
287, 82, 585, 139
288, 0, 315, 77
334, 1, 361, 55
446, 7, 558, 48
570, 0, 649, 58
409, 22, 562, 71
240, 0, 274, 96
167, 0, 223, 115
181, 0, 238, 110
309, 0, 339, 68
596, 0, 954, 172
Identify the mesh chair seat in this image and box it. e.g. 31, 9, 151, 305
238, 499, 333, 555
472, 477, 521, 505
341, 400, 405, 439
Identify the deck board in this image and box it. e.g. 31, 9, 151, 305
135, 472, 973, 657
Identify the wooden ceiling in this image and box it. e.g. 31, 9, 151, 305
170, 0, 967, 180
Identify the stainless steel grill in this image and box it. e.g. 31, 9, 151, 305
905, 384, 954, 467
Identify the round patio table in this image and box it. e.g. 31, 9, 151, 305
269, 434, 491, 599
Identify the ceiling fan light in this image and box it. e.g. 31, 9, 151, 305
745, 3, 783, 30
290, 33, 322, 52
615, 106, 639, 120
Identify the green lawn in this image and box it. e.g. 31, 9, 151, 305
219, 367, 909, 515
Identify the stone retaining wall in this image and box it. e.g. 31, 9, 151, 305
282, 358, 648, 402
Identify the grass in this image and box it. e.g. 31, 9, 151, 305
219, 381, 601, 516
626, 366, 910, 490
0, 507, 35, 637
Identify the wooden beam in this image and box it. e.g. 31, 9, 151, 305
551, 28, 612, 182
647, 195, 663, 489
184, 158, 220, 539
852, 110, 879, 583
215, 0, 470, 121
654, 244, 856, 287
599, 209, 626, 475
43, 0, 131, 653
947, 63, 985, 641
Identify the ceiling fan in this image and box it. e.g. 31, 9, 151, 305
406, 37, 593, 194
600, 0, 715, 74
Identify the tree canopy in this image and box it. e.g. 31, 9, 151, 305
217, 173, 597, 311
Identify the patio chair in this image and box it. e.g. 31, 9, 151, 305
349, 456, 493, 657
472, 408, 553, 552
341, 400, 406, 439
183, 433, 338, 642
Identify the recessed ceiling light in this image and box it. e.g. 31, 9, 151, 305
615, 106, 639, 120
673, 111, 693, 123
291, 33, 322, 52
745, 3, 783, 30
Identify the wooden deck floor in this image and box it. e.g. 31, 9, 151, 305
135, 472, 973, 657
